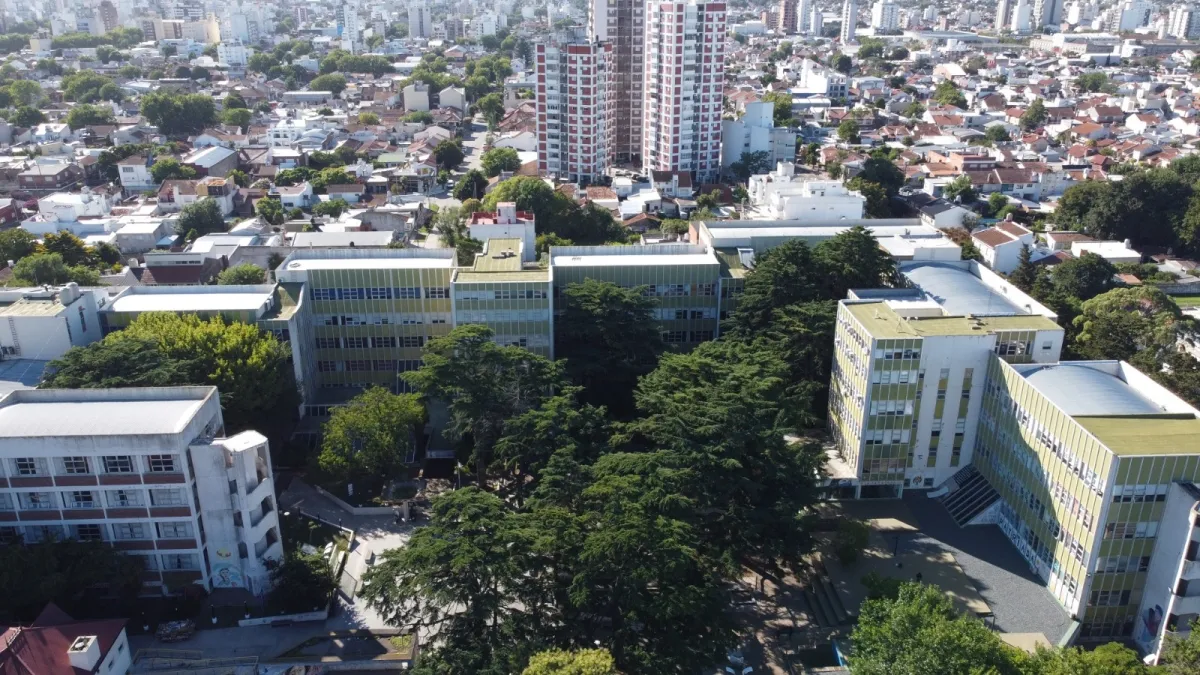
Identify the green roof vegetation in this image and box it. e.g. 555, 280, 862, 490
845, 301, 1061, 339
1075, 415, 1200, 456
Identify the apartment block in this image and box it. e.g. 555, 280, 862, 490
778, 0, 797, 33
467, 203, 536, 263
0, 387, 283, 594
551, 244, 722, 349
589, 0, 645, 164
536, 28, 614, 183
453, 238, 553, 358
642, 0, 726, 184
975, 359, 1200, 641
827, 260, 1063, 497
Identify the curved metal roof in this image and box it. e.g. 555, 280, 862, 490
1023, 364, 1164, 416
903, 262, 1025, 316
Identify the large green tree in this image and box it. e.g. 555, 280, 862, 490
849, 583, 1023, 675
43, 337, 185, 388
404, 325, 564, 484
481, 146, 521, 177
317, 387, 424, 484
0, 228, 36, 264
217, 263, 268, 285
625, 339, 825, 566
140, 91, 218, 135
45, 313, 297, 434
0, 538, 144, 623
556, 280, 664, 418
1073, 286, 1195, 371
361, 487, 535, 674
522, 649, 617, 675
177, 198, 226, 237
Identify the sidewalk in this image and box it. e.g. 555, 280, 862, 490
279, 477, 416, 630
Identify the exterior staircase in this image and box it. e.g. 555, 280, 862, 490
937, 465, 1000, 526
800, 566, 852, 628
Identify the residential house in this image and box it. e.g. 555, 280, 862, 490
272, 182, 315, 210
972, 219, 1035, 273
0, 604, 132, 675
181, 146, 238, 178
18, 163, 84, 193
116, 154, 155, 193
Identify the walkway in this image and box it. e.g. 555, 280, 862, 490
277, 477, 417, 631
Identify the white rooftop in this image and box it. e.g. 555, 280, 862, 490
0, 398, 206, 437
282, 257, 452, 271
552, 253, 716, 267
109, 291, 273, 314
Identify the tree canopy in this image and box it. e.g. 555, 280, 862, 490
317, 387, 424, 484
140, 91, 218, 135
217, 263, 268, 285
44, 313, 298, 435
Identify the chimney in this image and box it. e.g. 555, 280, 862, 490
67, 635, 101, 672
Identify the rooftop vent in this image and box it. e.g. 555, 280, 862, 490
67, 635, 101, 672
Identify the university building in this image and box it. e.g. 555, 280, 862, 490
0, 387, 282, 595
826, 259, 1200, 644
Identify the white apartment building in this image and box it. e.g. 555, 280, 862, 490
0, 387, 284, 595
217, 40, 250, 67
1109, 0, 1150, 30
1135, 481, 1200, 664
870, 0, 899, 30
0, 284, 105, 361
536, 29, 614, 183
409, 1, 433, 38
1167, 4, 1200, 38
746, 162, 865, 220
996, 0, 1012, 31
720, 102, 798, 172
1012, 0, 1033, 33
841, 0, 858, 42
642, 0, 726, 184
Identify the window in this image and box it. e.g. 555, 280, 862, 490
344, 359, 371, 371
14, 458, 42, 475
662, 330, 687, 343
19, 492, 55, 510
0, 494, 11, 511
343, 337, 369, 349
150, 488, 185, 506
425, 287, 450, 299
317, 361, 339, 372
157, 521, 192, 539
67, 491, 97, 508
103, 456, 134, 474
61, 457, 90, 474
315, 337, 340, 349
73, 524, 103, 541
147, 455, 177, 473
690, 330, 714, 342
401, 336, 425, 348
107, 489, 143, 507
373, 336, 398, 348
395, 287, 421, 299
373, 360, 398, 371
162, 553, 199, 570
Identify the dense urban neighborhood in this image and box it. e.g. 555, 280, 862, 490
3, 0, 1200, 673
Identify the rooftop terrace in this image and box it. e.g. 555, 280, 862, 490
844, 301, 1061, 339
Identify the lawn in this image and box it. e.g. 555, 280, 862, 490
1170, 294, 1200, 308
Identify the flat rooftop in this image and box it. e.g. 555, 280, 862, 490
844, 301, 1061, 339
0, 389, 213, 437
552, 253, 716, 267
0, 298, 66, 317
108, 290, 274, 314
282, 257, 453, 271
471, 239, 522, 272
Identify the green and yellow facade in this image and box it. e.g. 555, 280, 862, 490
828, 298, 1064, 496
453, 238, 553, 358
976, 358, 1200, 641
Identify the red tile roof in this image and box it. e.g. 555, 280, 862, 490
0, 604, 127, 675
